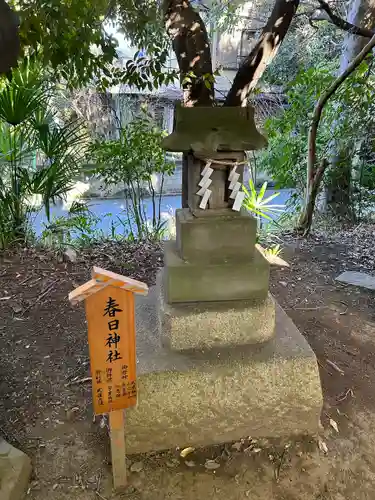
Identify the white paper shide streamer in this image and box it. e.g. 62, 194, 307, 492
228, 165, 245, 211
197, 161, 213, 209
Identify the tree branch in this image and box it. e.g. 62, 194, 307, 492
163, 0, 214, 107
316, 0, 374, 38
224, 0, 300, 107
299, 34, 375, 235
307, 33, 375, 182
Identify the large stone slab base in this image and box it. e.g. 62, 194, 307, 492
126, 287, 323, 454
0, 439, 32, 500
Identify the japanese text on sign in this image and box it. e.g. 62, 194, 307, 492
85, 287, 138, 414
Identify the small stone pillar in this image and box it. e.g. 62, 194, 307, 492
159, 106, 275, 351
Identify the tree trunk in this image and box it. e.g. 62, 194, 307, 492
298, 160, 328, 235
163, 0, 214, 206
164, 0, 301, 202
327, 0, 375, 218
0, 0, 19, 74
297, 33, 375, 235
163, 0, 214, 107
224, 0, 300, 107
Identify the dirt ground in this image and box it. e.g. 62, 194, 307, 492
0, 228, 374, 500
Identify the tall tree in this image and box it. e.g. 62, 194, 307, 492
224, 0, 299, 106
159, 0, 299, 204
161, 0, 299, 108
297, 33, 375, 235
327, 0, 375, 219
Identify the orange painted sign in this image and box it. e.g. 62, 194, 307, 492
69, 267, 148, 415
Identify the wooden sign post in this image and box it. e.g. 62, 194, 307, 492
69, 267, 148, 490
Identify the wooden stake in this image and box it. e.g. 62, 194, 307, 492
109, 409, 127, 490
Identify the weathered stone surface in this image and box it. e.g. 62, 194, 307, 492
176, 208, 257, 263
0, 438, 32, 500
126, 288, 323, 454
336, 271, 375, 290
163, 241, 270, 303
162, 106, 267, 154
159, 274, 275, 350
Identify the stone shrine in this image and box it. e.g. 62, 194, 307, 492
124, 106, 323, 453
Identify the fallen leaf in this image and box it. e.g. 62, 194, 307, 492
10, 302, 23, 314
180, 447, 195, 458
231, 442, 242, 451
184, 460, 196, 467
329, 418, 339, 433
318, 439, 328, 453
204, 460, 220, 470
326, 359, 345, 375
130, 461, 144, 473
166, 459, 180, 468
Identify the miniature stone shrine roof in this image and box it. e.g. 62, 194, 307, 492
162, 105, 267, 155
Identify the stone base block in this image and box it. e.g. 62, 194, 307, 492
164, 241, 270, 303
0, 439, 32, 500
158, 273, 275, 350
127, 287, 323, 454
176, 208, 257, 263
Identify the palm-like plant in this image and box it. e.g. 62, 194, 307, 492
242, 180, 285, 221
0, 61, 89, 248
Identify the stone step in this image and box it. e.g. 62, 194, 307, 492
163, 240, 270, 303
176, 208, 257, 263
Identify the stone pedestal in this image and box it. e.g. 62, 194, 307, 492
125, 106, 323, 453
161, 208, 274, 346
0, 438, 32, 500
159, 276, 275, 350
124, 289, 323, 454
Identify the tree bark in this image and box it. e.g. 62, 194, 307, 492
163, 0, 214, 107
316, 0, 374, 38
297, 159, 328, 235
0, 0, 19, 74
327, 0, 375, 218
297, 33, 375, 235
224, 0, 300, 107
163, 0, 214, 207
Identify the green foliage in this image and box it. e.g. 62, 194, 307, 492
7, 0, 248, 92
10, 0, 232, 91
259, 60, 375, 213
259, 65, 335, 192
91, 112, 175, 240
264, 20, 344, 86
100, 50, 179, 93
11, 0, 117, 88
263, 243, 282, 258
0, 63, 88, 249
